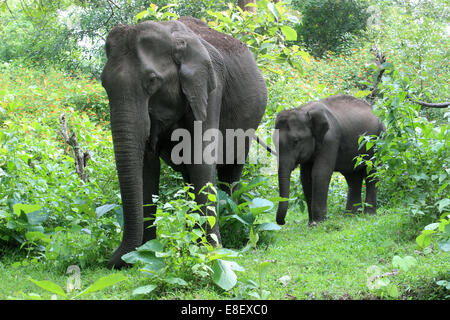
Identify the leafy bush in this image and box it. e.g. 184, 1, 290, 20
371, 68, 450, 220
367, 1, 449, 119
0, 65, 121, 268
293, 0, 369, 57
122, 186, 245, 296
206, 0, 305, 75
217, 177, 282, 248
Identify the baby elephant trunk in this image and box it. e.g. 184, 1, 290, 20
276, 170, 291, 225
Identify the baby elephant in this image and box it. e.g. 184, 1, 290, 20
274, 95, 385, 225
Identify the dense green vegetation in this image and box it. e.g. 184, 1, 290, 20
0, 0, 448, 300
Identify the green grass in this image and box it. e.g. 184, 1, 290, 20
1, 208, 447, 300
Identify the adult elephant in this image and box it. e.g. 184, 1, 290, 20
101, 17, 267, 268
274, 95, 385, 226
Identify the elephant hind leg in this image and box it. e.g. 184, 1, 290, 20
344, 172, 363, 213
364, 172, 378, 214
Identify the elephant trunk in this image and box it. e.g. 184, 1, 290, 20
276, 169, 292, 225
108, 90, 150, 269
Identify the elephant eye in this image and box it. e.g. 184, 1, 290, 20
148, 73, 157, 82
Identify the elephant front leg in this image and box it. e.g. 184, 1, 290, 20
142, 149, 160, 244
300, 164, 313, 224
310, 163, 333, 223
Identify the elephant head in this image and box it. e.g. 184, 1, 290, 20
274, 103, 330, 225
101, 21, 218, 263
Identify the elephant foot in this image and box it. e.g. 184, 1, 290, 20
276, 216, 286, 225
108, 243, 139, 269
308, 216, 326, 227
364, 207, 377, 215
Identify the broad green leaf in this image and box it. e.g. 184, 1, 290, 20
74, 273, 126, 298
280, 26, 297, 41
122, 250, 164, 267
95, 204, 118, 218
268, 196, 289, 203
28, 278, 67, 299
256, 223, 282, 231
211, 259, 238, 291
25, 231, 51, 244
438, 239, 450, 252
165, 277, 188, 286
354, 90, 372, 98
424, 223, 439, 230
249, 198, 273, 211
115, 207, 124, 228
137, 239, 163, 253
259, 260, 272, 276
132, 285, 157, 296
232, 177, 267, 201
436, 198, 450, 213
392, 255, 417, 272
267, 2, 279, 20
207, 216, 216, 229
26, 211, 49, 225
416, 233, 432, 248
208, 248, 240, 261
208, 194, 216, 202
227, 214, 251, 226
226, 261, 245, 272
135, 10, 148, 22
13, 203, 41, 216
387, 284, 399, 298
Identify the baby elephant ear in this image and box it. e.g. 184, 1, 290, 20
172, 31, 217, 122
307, 103, 330, 144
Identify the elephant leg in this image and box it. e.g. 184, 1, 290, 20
217, 164, 244, 195
300, 163, 313, 224
310, 162, 333, 223
142, 149, 160, 244
188, 164, 222, 246
344, 172, 363, 213
364, 171, 378, 214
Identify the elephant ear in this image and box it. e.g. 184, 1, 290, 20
172, 31, 217, 122
307, 103, 330, 144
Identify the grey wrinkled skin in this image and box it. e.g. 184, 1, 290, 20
274, 95, 385, 226
101, 17, 267, 268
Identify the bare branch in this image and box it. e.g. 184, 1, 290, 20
253, 135, 278, 157
368, 270, 399, 283
59, 113, 90, 182
406, 94, 450, 108
367, 45, 449, 108
367, 45, 387, 102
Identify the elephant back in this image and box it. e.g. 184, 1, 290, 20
178, 16, 248, 54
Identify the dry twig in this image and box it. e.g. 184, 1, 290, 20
59, 113, 91, 182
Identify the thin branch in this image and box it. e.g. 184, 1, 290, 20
406, 94, 450, 108
253, 135, 278, 157
2, 0, 16, 18
368, 270, 399, 282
